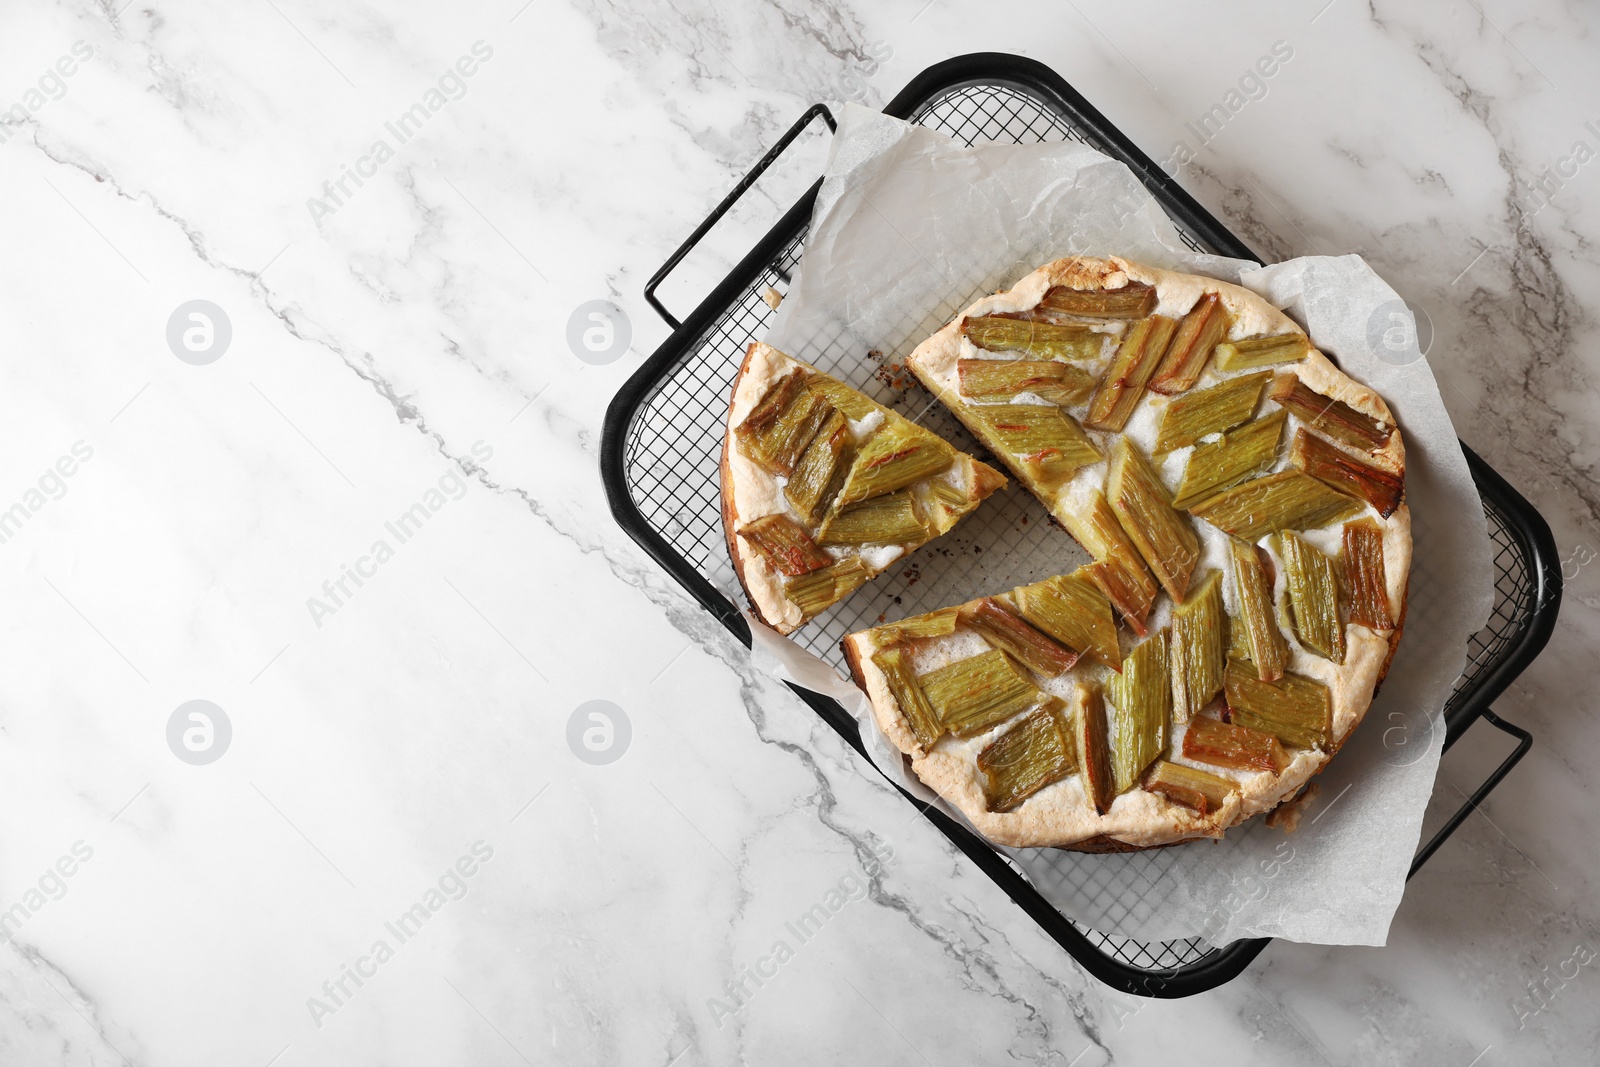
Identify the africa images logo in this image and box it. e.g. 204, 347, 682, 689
306, 41, 494, 223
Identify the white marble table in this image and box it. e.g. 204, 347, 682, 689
1, 2, 1595, 1064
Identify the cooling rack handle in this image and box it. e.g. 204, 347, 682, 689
644, 103, 837, 329
1408, 708, 1532, 877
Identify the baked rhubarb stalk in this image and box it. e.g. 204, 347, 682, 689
1107, 437, 1201, 602
963, 316, 1105, 361
1109, 629, 1171, 794
804, 374, 877, 419
1150, 292, 1232, 395
1343, 517, 1395, 630
783, 558, 870, 617
1037, 281, 1157, 320
1012, 570, 1122, 671
964, 404, 1101, 491
1154, 371, 1271, 454
785, 409, 852, 525
1171, 409, 1287, 510
1084, 315, 1179, 431
872, 607, 959, 646
1181, 714, 1290, 774
1224, 657, 1332, 750
920, 649, 1043, 739
1267, 372, 1392, 452
1190, 470, 1365, 541
1291, 429, 1403, 518
1212, 332, 1310, 372
1063, 491, 1160, 636
1074, 686, 1116, 814
957, 358, 1095, 406
736, 371, 835, 475
837, 421, 956, 506
1279, 530, 1344, 663
737, 513, 834, 576
818, 491, 928, 546
977, 700, 1076, 812
1170, 570, 1226, 723
1231, 539, 1288, 682
958, 597, 1080, 675
1144, 760, 1237, 815
918, 469, 976, 531
872, 645, 943, 751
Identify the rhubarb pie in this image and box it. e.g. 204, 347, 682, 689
721, 342, 1006, 635
842, 256, 1410, 850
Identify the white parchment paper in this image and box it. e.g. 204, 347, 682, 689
755, 105, 1493, 946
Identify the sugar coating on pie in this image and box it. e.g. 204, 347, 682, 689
721, 343, 1006, 635
842, 256, 1411, 850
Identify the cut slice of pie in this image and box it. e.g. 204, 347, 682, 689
721, 342, 1006, 635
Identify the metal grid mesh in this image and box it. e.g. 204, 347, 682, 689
619, 82, 1538, 975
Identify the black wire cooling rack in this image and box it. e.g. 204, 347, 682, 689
601, 53, 1562, 996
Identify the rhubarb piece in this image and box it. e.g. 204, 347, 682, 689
918, 475, 970, 531
736, 371, 835, 476
1083, 561, 1154, 638
1037, 281, 1157, 320
1074, 686, 1115, 814
872, 607, 960, 646
957, 358, 1095, 406
965, 403, 1101, 489
804, 373, 878, 420
873, 645, 943, 751
817, 490, 928, 546
1084, 315, 1180, 431
1228, 594, 1253, 662
925, 473, 971, 509
916, 456, 1002, 534
1182, 715, 1290, 774
920, 649, 1044, 739
738, 369, 806, 436
963, 316, 1104, 361
959, 597, 1080, 676
785, 409, 853, 525
1109, 630, 1171, 794
1108, 437, 1201, 602
1154, 371, 1271, 454
1268, 373, 1392, 452
1291, 429, 1403, 518
1150, 292, 1232, 395
1013, 571, 1122, 671
1190, 470, 1365, 541
1279, 531, 1344, 663
783, 557, 870, 617
1062, 492, 1160, 635
1343, 517, 1395, 630
1171, 409, 1287, 510
1213, 332, 1311, 372
1224, 658, 1332, 750
977, 701, 1076, 812
1231, 539, 1288, 682
1170, 570, 1226, 723
1144, 760, 1238, 814
837, 422, 956, 506
737, 513, 834, 577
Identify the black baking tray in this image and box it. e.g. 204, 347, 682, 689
600, 53, 1562, 997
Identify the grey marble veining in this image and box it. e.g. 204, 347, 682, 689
0, 1, 1595, 1065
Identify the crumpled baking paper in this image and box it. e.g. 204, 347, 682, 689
753, 104, 1492, 947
